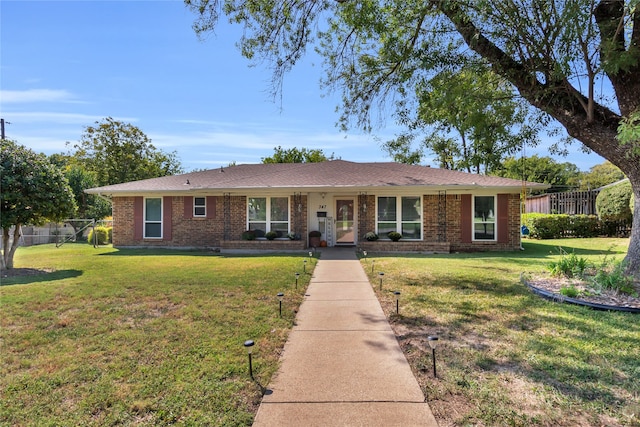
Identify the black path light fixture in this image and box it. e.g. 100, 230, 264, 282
378, 272, 384, 290
295, 272, 300, 289
394, 291, 401, 314
244, 340, 255, 378
371, 259, 375, 274
428, 336, 439, 378
277, 292, 284, 317
303, 258, 307, 273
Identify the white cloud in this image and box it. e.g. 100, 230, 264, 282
2, 112, 137, 125
1, 89, 78, 104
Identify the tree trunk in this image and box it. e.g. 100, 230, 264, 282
2, 225, 22, 270
628, 185, 640, 275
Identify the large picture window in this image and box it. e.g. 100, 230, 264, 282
248, 197, 289, 237
144, 197, 162, 238
377, 196, 422, 239
473, 196, 496, 241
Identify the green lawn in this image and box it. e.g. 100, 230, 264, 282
2, 239, 638, 426
364, 238, 639, 427
1, 244, 315, 426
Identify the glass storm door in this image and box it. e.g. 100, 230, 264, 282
335, 199, 355, 244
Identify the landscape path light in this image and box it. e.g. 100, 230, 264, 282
394, 291, 401, 314
428, 336, 439, 378
378, 272, 384, 290
303, 258, 307, 273
363, 250, 367, 260
371, 259, 375, 273
277, 292, 284, 317
244, 340, 255, 378
295, 272, 300, 289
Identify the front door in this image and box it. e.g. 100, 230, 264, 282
335, 198, 355, 245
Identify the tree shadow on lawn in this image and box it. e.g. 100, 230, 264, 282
394, 283, 639, 412
1, 269, 82, 286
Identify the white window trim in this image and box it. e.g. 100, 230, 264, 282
247, 196, 290, 234
193, 197, 206, 217
472, 195, 497, 242
144, 197, 163, 239
375, 196, 423, 240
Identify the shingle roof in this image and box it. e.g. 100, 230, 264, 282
85, 160, 548, 195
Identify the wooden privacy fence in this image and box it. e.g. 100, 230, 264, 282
525, 190, 599, 215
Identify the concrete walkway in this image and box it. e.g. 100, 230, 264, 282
252, 248, 438, 426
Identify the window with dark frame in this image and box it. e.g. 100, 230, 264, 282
194, 197, 206, 217
144, 197, 162, 238
473, 195, 496, 241
376, 196, 422, 239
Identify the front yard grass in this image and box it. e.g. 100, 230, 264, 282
1, 244, 314, 426
2, 238, 638, 426
366, 238, 639, 427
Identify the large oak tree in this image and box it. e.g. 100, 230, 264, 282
187, 0, 640, 276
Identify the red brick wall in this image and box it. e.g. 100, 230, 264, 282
450, 193, 522, 252
357, 193, 521, 253
112, 194, 309, 248
112, 193, 520, 251
112, 196, 136, 246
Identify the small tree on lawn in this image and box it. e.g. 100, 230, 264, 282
1, 140, 76, 269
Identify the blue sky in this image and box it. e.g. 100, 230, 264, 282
1, 1, 603, 172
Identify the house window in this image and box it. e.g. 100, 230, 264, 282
144, 197, 162, 238
376, 196, 422, 239
473, 195, 496, 241
248, 197, 289, 237
194, 197, 206, 217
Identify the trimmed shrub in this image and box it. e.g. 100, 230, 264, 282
523, 213, 571, 239
569, 215, 600, 238
387, 231, 402, 241
596, 180, 632, 222
242, 230, 256, 240
265, 231, 278, 240
87, 226, 111, 245
522, 213, 603, 238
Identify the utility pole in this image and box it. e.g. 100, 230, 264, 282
0, 118, 9, 140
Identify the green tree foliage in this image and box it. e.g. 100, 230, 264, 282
579, 161, 626, 190
1, 140, 76, 269
491, 155, 581, 193
186, 0, 640, 275
596, 180, 633, 222
71, 117, 183, 186
261, 146, 335, 163
64, 165, 111, 220
386, 68, 541, 174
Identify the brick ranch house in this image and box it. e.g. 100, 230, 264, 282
86, 160, 547, 253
